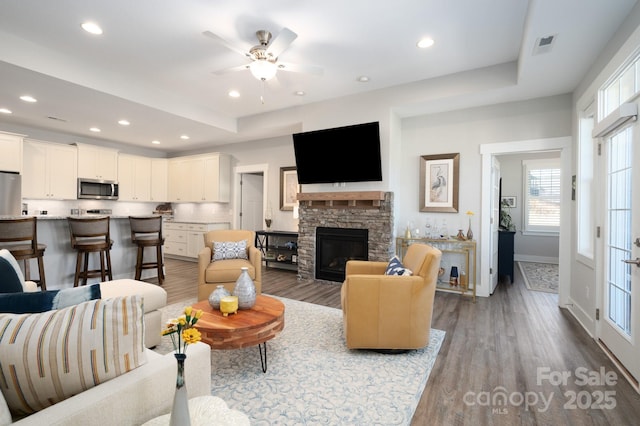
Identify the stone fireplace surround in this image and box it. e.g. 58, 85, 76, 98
296, 191, 394, 283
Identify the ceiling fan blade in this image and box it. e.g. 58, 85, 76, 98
266, 27, 297, 58
277, 62, 324, 76
212, 63, 250, 75
203, 30, 249, 58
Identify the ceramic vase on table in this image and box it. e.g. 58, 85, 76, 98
169, 353, 191, 426
208, 285, 230, 310
467, 218, 474, 240
233, 267, 256, 309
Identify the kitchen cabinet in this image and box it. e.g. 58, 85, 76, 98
76, 143, 118, 181
167, 158, 190, 202
164, 221, 230, 259
118, 154, 151, 201
0, 132, 24, 173
168, 154, 230, 202
23, 140, 78, 200
150, 158, 168, 202
396, 237, 476, 302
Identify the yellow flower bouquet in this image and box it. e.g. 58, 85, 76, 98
162, 306, 203, 354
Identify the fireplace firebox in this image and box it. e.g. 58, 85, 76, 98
316, 227, 368, 282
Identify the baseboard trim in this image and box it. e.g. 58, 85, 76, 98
596, 338, 640, 394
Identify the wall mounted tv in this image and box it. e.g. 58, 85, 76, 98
292, 121, 382, 184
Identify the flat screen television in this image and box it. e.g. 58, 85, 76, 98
292, 121, 382, 184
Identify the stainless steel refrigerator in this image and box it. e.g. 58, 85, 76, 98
0, 171, 22, 215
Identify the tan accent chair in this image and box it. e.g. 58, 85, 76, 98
197, 229, 262, 301
341, 243, 442, 350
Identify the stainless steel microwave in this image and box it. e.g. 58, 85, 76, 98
77, 178, 119, 200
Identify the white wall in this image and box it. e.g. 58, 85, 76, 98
398, 94, 572, 294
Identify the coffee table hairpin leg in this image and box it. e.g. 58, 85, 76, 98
258, 342, 268, 373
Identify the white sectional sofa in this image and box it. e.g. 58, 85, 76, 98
99, 279, 168, 348
1, 342, 211, 426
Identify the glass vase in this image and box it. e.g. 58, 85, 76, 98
466, 218, 474, 240
208, 284, 230, 310
169, 353, 190, 426
233, 266, 256, 309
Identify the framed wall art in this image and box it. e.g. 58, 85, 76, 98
501, 196, 516, 208
280, 166, 300, 211
419, 153, 459, 213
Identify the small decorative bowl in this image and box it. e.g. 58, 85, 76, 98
219, 296, 238, 317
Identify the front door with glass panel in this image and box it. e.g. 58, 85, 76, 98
598, 123, 640, 384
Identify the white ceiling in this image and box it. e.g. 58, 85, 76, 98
0, 0, 636, 153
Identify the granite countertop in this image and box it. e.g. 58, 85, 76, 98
0, 214, 156, 220
1, 215, 231, 223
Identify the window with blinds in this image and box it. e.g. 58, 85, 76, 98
523, 158, 561, 234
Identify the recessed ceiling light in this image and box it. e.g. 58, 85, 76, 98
357, 76, 370, 83
0, 108, 12, 114
180, 135, 189, 140
152, 140, 160, 145
89, 127, 101, 132
228, 90, 240, 98
118, 119, 130, 126
20, 95, 37, 103
294, 91, 305, 96
81, 22, 103, 35
417, 37, 435, 48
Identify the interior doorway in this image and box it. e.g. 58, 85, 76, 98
234, 164, 268, 231
479, 137, 571, 304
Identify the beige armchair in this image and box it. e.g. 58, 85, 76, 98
197, 229, 262, 301
341, 243, 442, 350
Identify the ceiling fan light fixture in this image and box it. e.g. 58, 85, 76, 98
250, 60, 277, 81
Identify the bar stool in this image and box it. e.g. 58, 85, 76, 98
0, 217, 47, 290
68, 216, 113, 287
129, 216, 165, 285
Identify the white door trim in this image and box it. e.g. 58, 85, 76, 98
233, 164, 269, 229
479, 136, 571, 306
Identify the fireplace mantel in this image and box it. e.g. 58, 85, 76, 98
297, 191, 385, 208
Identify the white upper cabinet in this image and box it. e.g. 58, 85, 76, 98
118, 154, 151, 201
150, 158, 168, 202
167, 158, 190, 202
168, 153, 230, 202
0, 132, 24, 173
76, 143, 118, 181
23, 140, 77, 200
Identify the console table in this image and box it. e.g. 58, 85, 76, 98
255, 230, 298, 271
396, 237, 476, 302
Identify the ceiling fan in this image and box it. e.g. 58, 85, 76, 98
203, 28, 323, 81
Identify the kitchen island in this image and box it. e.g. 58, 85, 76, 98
4, 215, 229, 290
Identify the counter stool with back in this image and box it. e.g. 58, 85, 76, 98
0, 216, 47, 290
67, 216, 114, 287
129, 215, 165, 285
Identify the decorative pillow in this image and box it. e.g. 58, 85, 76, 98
384, 256, 413, 276
0, 249, 25, 293
0, 295, 146, 417
0, 284, 101, 314
213, 240, 248, 261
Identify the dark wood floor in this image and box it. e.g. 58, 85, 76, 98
148, 258, 640, 425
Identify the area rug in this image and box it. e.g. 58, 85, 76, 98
517, 261, 559, 293
155, 296, 445, 425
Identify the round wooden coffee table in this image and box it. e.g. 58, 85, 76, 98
191, 295, 285, 372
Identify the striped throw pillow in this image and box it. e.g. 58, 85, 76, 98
0, 295, 146, 417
